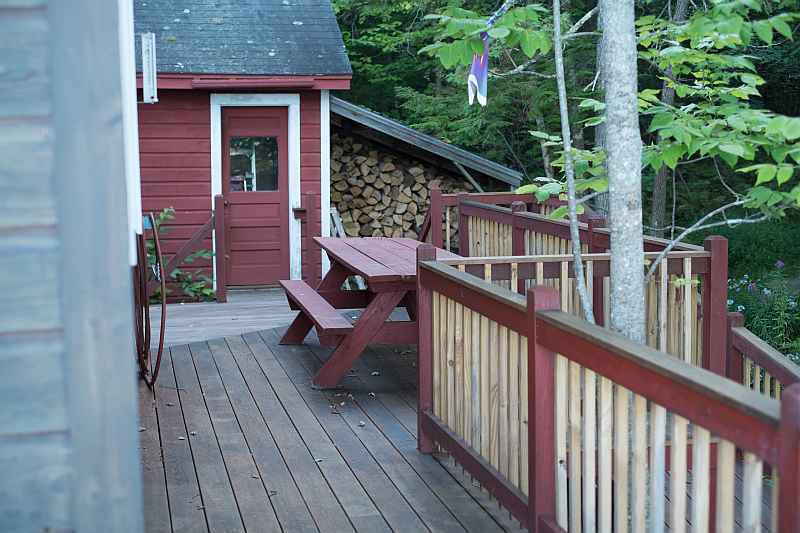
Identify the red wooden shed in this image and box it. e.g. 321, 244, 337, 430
134, 0, 351, 299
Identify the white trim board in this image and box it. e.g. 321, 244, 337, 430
210, 93, 302, 284
320, 89, 331, 275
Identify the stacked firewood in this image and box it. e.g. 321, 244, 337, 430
331, 132, 472, 239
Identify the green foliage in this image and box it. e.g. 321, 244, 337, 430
149, 208, 215, 302
638, 2, 800, 214
332, 0, 585, 178
690, 216, 800, 279
728, 266, 800, 363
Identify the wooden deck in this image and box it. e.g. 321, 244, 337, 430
139, 326, 525, 532
149, 289, 298, 349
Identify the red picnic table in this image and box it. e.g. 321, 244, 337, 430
280, 237, 457, 388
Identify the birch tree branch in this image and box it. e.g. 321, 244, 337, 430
643, 199, 750, 281
567, 6, 599, 35
553, 0, 595, 324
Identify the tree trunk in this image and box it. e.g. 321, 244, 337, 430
600, 0, 646, 343
649, 0, 689, 237
591, 1, 609, 216
553, 0, 595, 324
562, 0, 584, 151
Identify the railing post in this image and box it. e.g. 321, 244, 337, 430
303, 193, 319, 285
726, 312, 745, 383
511, 200, 526, 256
527, 286, 560, 532
511, 201, 527, 294
457, 193, 469, 256
430, 182, 443, 249
779, 383, 800, 531
703, 236, 728, 374
587, 217, 605, 327
214, 194, 227, 303
417, 243, 437, 453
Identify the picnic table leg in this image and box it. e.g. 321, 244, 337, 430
313, 290, 406, 388
402, 293, 417, 321
280, 262, 351, 345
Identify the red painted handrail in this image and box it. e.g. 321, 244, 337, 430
727, 312, 800, 388
415, 249, 800, 531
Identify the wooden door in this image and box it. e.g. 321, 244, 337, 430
222, 106, 290, 286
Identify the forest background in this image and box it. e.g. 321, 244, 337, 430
331, 0, 800, 354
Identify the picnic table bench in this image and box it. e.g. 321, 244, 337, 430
280, 237, 457, 388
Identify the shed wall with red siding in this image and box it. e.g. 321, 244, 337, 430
138, 88, 324, 298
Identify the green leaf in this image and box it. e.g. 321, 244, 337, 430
519, 31, 539, 57
753, 19, 773, 44
468, 37, 485, 55
756, 164, 777, 185
776, 165, 794, 185
535, 182, 562, 201
770, 17, 793, 40
662, 144, 684, 169
784, 118, 800, 141
547, 206, 568, 220
766, 116, 789, 136
487, 27, 510, 39
648, 112, 674, 132
718, 143, 746, 157
516, 183, 538, 194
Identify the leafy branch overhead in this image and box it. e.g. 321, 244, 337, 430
421, 0, 799, 229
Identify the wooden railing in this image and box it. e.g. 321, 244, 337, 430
437, 248, 725, 371
727, 312, 800, 400
457, 198, 703, 256
416, 246, 800, 532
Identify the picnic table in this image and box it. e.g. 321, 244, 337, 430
280, 237, 457, 388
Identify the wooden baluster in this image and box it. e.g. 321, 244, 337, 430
569, 361, 583, 533
691, 424, 711, 533
742, 453, 763, 532
715, 440, 736, 532
614, 386, 630, 533
631, 394, 647, 533
598, 374, 613, 533
778, 384, 800, 531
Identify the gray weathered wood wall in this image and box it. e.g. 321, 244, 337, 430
0, 1, 143, 531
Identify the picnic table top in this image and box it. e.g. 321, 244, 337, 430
315, 237, 458, 285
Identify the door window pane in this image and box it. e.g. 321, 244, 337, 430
229, 137, 278, 191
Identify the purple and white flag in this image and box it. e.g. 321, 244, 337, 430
468, 33, 490, 107
467, 0, 515, 106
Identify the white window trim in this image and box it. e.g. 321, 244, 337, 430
210, 93, 302, 284
320, 90, 331, 275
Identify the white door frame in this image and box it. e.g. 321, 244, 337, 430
210, 93, 302, 284
320, 89, 331, 275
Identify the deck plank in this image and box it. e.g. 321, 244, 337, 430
334, 339, 525, 533
187, 341, 282, 533
170, 344, 245, 533
155, 349, 208, 533
258, 330, 435, 533
261, 330, 474, 533
239, 332, 392, 532
219, 335, 355, 533
138, 381, 171, 533
144, 326, 539, 533
204, 338, 319, 532
307, 339, 516, 533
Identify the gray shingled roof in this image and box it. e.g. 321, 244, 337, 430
331, 97, 523, 187
134, 0, 351, 76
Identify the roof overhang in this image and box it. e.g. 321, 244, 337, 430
135, 73, 351, 91
331, 97, 522, 188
